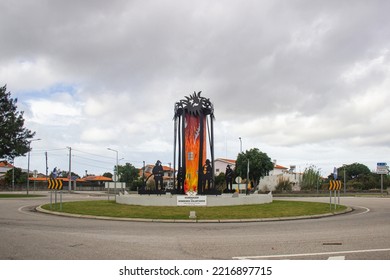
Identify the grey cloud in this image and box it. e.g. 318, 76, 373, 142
3, 0, 390, 175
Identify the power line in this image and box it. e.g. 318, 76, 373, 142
72, 159, 110, 171
72, 148, 113, 159
72, 154, 112, 164
35, 148, 68, 152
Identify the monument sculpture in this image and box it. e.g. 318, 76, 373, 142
152, 160, 164, 191
122, 91, 273, 205
173, 91, 218, 195
225, 164, 233, 192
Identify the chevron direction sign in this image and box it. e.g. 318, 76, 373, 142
47, 179, 63, 190
329, 180, 342, 191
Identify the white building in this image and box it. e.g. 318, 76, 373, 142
213, 158, 302, 191
258, 164, 302, 191
0, 161, 14, 179
214, 158, 236, 175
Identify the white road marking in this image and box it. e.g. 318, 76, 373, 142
18, 205, 31, 213
353, 205, 370, 215
18, 205, 40, 217
233, 248, 390, 260
328, 256, 345, 260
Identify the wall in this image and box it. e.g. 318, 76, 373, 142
116, 192, 273, 207
258, 172, 302, 191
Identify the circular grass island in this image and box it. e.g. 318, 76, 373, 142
39, 200, 350, 222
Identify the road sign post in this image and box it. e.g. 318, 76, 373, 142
48, 179, 63, 210
381, 174, 383, 195
329, 180, 342, 211
377, 163, 388, 195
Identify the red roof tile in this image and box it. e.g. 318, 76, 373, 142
215, 158, 236, 164
0, 161, 14, 168
83, 175, 112, 181
274, 164, 288, 169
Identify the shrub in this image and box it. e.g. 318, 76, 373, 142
275, 177, 292, 193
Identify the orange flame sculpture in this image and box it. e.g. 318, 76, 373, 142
184, 114, 206, 193
173, 91, 216, 195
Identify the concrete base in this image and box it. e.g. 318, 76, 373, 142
116, 192, 273, 207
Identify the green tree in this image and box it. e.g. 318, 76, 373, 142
301, 165, 322, 191
65, 171, 80, 179
214, 172, 226, 191
339, 163, 371, 180
235, 148, 274, 187
0, 85, 35, 160
349, 173, 389, 191
332, 163, 373, 191
117, 163, 139, 188
275, 176, 293, 193
131, 179, 144, 191
103, 172, 113, 179
4, 167, 27, 185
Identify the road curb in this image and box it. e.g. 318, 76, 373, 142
35, 205, 353, 223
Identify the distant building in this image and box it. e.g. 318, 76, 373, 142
258, 162, 302, 191
269, 163, 288, 175
142, 164, 174, 185
213, 158, 302, 191
214, 158, 236, 175
0, 161, 14, 179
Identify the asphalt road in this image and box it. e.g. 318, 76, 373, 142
0, 192, 389, 260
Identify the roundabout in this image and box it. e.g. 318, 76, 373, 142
36, 194, 351, 223
1, 192, 389, 260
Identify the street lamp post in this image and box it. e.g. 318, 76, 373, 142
343, 164, 347, 194
11, 158, 15, 192
142, 161, 145, 185
246, 159, 250, 195
238, 137, 242, 192
107, 148, 118, 197
27, 138, 41, 195
118, 157, 124, 193
67, 146, 72, 192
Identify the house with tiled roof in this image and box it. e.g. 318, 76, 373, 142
269, 163, 289, 176
28, 175, 113, 191
213, 158, 301, 191
214, 158, 236, 175
82, 175, 112, 182
258, 162, 302, 191
141, 164, 175, 186
0, 161, 14, 178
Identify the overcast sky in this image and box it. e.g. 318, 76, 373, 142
2, 0, 390, 177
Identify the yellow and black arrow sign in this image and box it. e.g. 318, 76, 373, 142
329, 180, 342, 191
47, 179, 63, 190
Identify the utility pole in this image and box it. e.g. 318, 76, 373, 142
343, 164, 347, 194
67, 147, 72, 192
11, 158, 15, 192
107, 148, 118, 197
169, 162, 172, 189
45, 152, 48, 179
238, 137, 242, 192
246, 159, 249, 194
27, 145, 30, 195
26, 138, 41, 195
142, 161, 145, 190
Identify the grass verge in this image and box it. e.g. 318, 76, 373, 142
0, 194, 44, 198
41, 200, 347, 220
